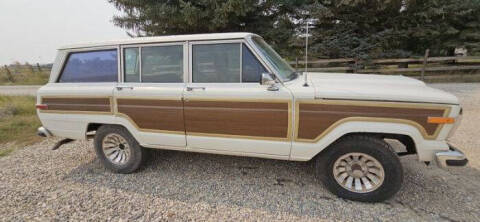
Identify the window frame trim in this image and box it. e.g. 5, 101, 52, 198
56, 46, 120, 83
241, 43, 269, 83
245, 35, 286, 84
120, 41, 187, 84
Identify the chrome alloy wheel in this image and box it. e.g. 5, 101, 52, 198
102, 133, 131, 165
333, 153, 385, 193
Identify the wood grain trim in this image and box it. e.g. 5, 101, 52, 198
295, 100, 451, 142
116, 98, 185, 134
40, 97, 112, 114
184, 100, 291, 140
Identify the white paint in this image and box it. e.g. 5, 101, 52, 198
36, 34, 463, 165
308, 73, 459, 104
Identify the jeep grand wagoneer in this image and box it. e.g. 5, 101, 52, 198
36, 33, 467, 202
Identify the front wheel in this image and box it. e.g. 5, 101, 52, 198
94, 125, 144, 174
315, 135, 403, 202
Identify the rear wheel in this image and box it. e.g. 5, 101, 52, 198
315, 135, 403, 202
94, 125, 144, 173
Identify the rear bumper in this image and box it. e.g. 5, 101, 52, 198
435, 144, 468, 168
37, 126, 53, 137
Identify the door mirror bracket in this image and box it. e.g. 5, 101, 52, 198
260, 73, 279, 91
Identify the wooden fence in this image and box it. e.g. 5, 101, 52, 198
290, 52, 480, 80
1, 63, 52, 84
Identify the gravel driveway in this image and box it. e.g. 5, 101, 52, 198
1, 83, 479, 221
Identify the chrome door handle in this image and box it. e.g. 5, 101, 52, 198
116, 86, 134, 90
186, 87, 206, 91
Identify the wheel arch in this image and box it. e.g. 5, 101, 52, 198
291, 120, 426, 161
86, 123, 139, 141
313, 132, 417, 160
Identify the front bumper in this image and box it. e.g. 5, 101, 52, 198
435, 144, 468, 168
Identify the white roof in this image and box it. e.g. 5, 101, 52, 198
59, 32, 257, 50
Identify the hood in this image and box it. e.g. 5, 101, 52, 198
308, 73, 459, 104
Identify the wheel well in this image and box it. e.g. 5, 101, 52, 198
87, 123, 103, 133
316, 132, 417, 159
86, 123, 132, 140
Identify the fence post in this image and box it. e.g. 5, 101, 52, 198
14, 62, 21, 74
295, 57, 298, 71
3, 65, 15, 83
28, 63, 35, 73
353, 58, 359, 73
36, 63, 42, 72
421, 49, 430, 81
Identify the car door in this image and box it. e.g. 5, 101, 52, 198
184, 40, 293, 157
114, 42, 187, 148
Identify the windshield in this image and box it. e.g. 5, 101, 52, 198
251, 36, 296, 81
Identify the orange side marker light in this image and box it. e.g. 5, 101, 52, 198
427, 117, 455, 124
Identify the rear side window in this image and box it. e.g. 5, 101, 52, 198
142, 45, 183, 83
59, 49, 118, 82
124, 48, 140, 82
123, 45, 183, 83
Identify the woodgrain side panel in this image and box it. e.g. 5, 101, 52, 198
42, 97, 111, 112
116, 99, 185, 132
184, 100, 289, 139
297, 102, 447, 141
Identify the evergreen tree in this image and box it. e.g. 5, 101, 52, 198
109, 0, 306, 57
402, 0, 480, 56
307, 0, 480, 58
110, 0, 480, 58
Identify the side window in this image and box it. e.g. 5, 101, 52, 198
242, 44, 267, 83
141, 45, 183, 83
59, 49, 118, 82
124, 48, 140, 82
192, 43, 240, 83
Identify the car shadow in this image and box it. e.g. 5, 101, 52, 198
62, 147, 480, 220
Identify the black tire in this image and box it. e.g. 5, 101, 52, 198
315, 135, 403, 202
94, 125, 144, 174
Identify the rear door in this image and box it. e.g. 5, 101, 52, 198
183, 40, 293, 157
114, 42, 187, 148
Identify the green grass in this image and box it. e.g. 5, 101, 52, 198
0, 67, 50, 85
0, 95, 42, 156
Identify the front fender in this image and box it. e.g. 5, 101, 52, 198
289, 120, 449, 162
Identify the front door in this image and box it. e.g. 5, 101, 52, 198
114, 42, 187, 148
183, 41, 293, 156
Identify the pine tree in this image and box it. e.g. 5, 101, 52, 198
109, 0, 306, 57
307, 0, 480, 58
109, 0, 480, 58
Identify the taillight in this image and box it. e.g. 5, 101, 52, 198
36, 104, 48, 110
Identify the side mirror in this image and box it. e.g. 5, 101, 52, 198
260, 73, 279, 91
261, 73, 276, 85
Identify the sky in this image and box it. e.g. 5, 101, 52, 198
0, 0, 128, 65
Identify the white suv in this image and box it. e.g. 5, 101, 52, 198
36, 32, 467, 202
